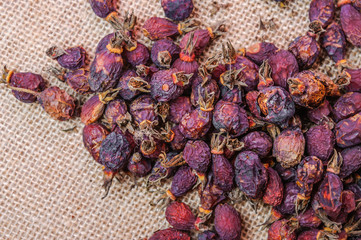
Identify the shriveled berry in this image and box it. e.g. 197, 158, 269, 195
263, 167, 284, 206
335, 112, 361, 148
191, 77, 220, 107
172, 57, 199, 81
169, 96, 192, 124
220, 85, 243, 104
268, 219, 296, 240
198, 174, 226, 214
167, 166, 197, 199
297, 229, 322, 240
96, 33, 115, 53
125, 42, 150, 67
170, 125, 187, 151
321, 22, 347, 63
83, 123, 109, 161
316, 71, 342, 97
117, 70, 150, 101
148, 158, 176, 184
130, 95, 159, 125
212, 154, 234, 192
214, 204, 241, 240
241, 131, 273, 158
46, 46, 86, 70
149, 228, 190, 240
288, 32, 320, 69
296, 208, 322, 228
103, 99, 128, 128
333, 92, 361, 122
306, 123, 335, 162
341, 190, 356, 213
246, 42, 278, 66
309, 0, 335, 31
179, 108, 212, 139
183, 140, 211, 173
339, 145, 361, 178
198, 231, 218, 240
275, 181, 300, 215
81, 95, 106, 125
211, 64, 226, 81
89, 0, 116, 19
339, 3, 361, 47
165, 201, 199, 231
161, 0, 194, 21
140, 137, 167, 160
64, 69, 92, 95
307, 100, 332, 123
127, 152, 152, 177
151, 39, 180, 69
179, 28, 217, 56
344, 68, 361, 92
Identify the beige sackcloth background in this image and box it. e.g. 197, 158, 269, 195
0, 0, 360, 239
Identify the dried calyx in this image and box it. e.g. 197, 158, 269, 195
327, 149, 343, 175
46, 46, 68, 59
47, 66, 67, 82
258, 60, 274, 90
219, 68, 247, 90
127, 77, 150, 92
154, 102, 170, 123
172, 71, 193, 87
177, 19, 200, 35
198, 87, 216, 112
159, 152, 185, 169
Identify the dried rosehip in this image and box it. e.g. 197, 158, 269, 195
214, 204, 241, 240
149, 228, 190, 240
306, 122, 335, 162
147, 157, 176, 184
150, 69, 190, 102
245, 42, 278, 66
161, 0, 194, 21
46, 46, 86, 70
212, 64, 226, 81
341, 190, 356, 213
213, 100, 249, 137
309, 0, 335, 31
335, 112, 361, 148
296, 208, 322, 228
321, 22, 347, 64
179, 107, 212, 140
116, 70, 150, 100
191, 77, 220, 107
151, 39, 180, 69
165, 201, 200, 231
63, 69, 92, 95
241, 131, 273, 158
129, 95, 159, 126
198, 231, 218, 240
343, 68, 361, 92
220, 85, 243, 104
307, 100, 332, 123
275, 181, 300, 215
103, 99, 128, 128
127, 152, 152, 177
198, 173, 226, 215
212, 154, 234, 192
170, 125, 187, 151
274, 163, 297, 182
124, 41, 150, 67
234, 151, 268, 199
169, 96, 192, 124
166, 166, 197, 200
333, 92, 361, 122
268, 50, 299, 88
268, 219, 296, 240
140, 137, 167, 160
297, 229, 324, 240
89, 0, 116, 19
263, 167, 284, 206
4, 69, 46, 103
83, 123, 109, 161
89, 35, 124, 92
339, 2, 361, 47
340, 145, 361, 178
96, 33, 115, 53
288, 32, 320, 69
183, 140, 211, 173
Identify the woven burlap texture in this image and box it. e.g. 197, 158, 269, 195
0, 0, 360, 239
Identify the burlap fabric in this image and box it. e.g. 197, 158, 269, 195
0, 0, 360, 239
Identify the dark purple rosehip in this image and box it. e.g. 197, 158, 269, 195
335, 112, 361, 148
191, 76, 220, 107
179, 108, 212, 139
46, 46, 86, 70
339, 145, 361, 178
127, 152, 152, 177
124, 41, 150, 67
343, 67, 361, 92
296, 208, 322, 228
167, 166, 197, 200
246, 42, 278, 66
339, 2, 361, 47
212, 154, 234, 192
297, 229, 323, 240
268, 50, 299, 89
198, 174, 226, 215
172, 54, 199, 81
96, 33, 115, 53
140, 137, 167, 160
165, 201, 200, 231
234, 151, 268, 199
263, 167, 284, 206
151, 38, 181, 69
288, 32, 320, 69
5, 70, 46, 103
321, 22, 347, 64
241, 131, 273, 158
169, 96, 192, 124
268, 219, 296, 240
212, 64, 227, 81
309, 0, 335, 31
333, 92, 361, 121
183, 140, 211, 173
220, 85, 243, 104
89, 0, 116, 19
103, 99, 128, 129
148, 158, 176, 184
149, 228, 190, 240
341, 190, 356, 213
274, 164, 297, 182
275, 181, 300, 215
83, 123, 109, 161
214, 204, 242, 240
307, 100, 332, 123
129, 95, 159, 126
198, 231, 218, 240
64, 69, 92, 95
306, 123, 335, 162
161, 0, 194, 22
116, 70, 150, 101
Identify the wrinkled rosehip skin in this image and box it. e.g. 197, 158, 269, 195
297, 208, 322, 228
141, 138, 167, 159
241, 131, 273, 158
268, 50, 299, 88
116, 70, 148, 100
335, 112, 361, 148
89, 0, 116, 18
340, 146, 361, 178
64, 69, 92, 95
179, 108, 212, 139
127, 155, 152, 177
316, 71, 341, 97
199, 174, 226, 213
172, 57, 199, 79
170, 125, 187, 151
321, 22, 347, 63
170, 166, 197, 198
212, 64, 226, 81
103, 99, 128, 128
309, 0, 335, 28
149, 228, 190, 240
161, 0, 194, 21
55, 46, 86, 70
288, 33, 320, 69
213, 100, 249, 137
148, 158, 176, 183
8, 72, 46, 103
317, 172, 343, 219
98, 130, 132, 172
165, 201, 197, 231
263, 167, 284, 206
340, 4, 361, 47
274, 164, 297, 182
180, 29, 212, 56
220, 85, 243, 104
38, 86, 76, 121
246, 42, 278, 66
214, 204, 241, 240
345, 68, 361, 92
234, 151, 268, 199
275, 181, 300, 215
198, 231, 218, 240
307, 100, 332, 123
341, 190, 356, 213
297, 156, 324, 199
226, 56, 260, 92
253, 86, 296, 126
81, 94, 105, 125
151, 39, 180, 68
297, 229, 320, 240
273, 128, 305, 168
143, 17, 181, 41
183, 140, 211, 173
169, 96, 193, 124
150, 69, 185, 102
334, 92, 361, 122
306, 124, 335, 162
268, 219, 296, 240
191, 77, 220, 107
89, 49, 123, 92
212, 154, 234, 192
96, 33, 115, 53
129, 95, 159, 125
125, 42, 150, 67
83, 123, 109, 161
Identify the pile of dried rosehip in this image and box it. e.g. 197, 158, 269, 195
2, 0, 361, 239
